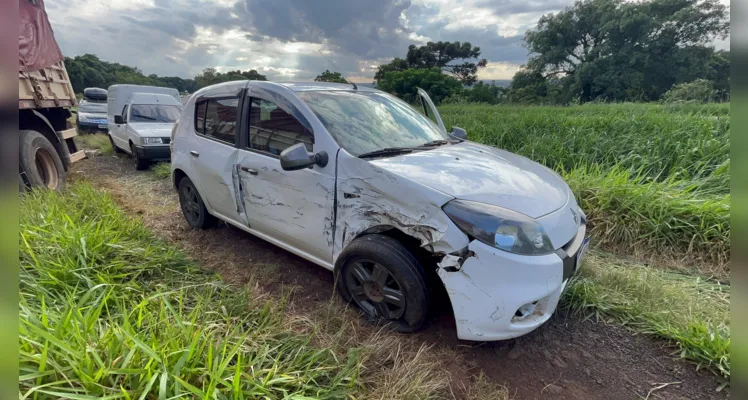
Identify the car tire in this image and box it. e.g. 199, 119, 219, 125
336, 234, 429, 333
19, 129, 66, 191
178, 176, 216, 229
130, 143, 149, 170
109, 134, 123, 154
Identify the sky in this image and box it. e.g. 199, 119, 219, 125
45, 0, 730, 83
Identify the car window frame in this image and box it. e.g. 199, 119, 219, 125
121, 105, 129, 123
193, 93, 244, 148
239, 95, 315, 159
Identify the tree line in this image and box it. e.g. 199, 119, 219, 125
66, 0, 729, 105
65, 54, 268, 95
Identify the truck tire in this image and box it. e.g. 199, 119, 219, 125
19, 129, 66, 191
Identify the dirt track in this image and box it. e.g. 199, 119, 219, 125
71, 150, 726, 399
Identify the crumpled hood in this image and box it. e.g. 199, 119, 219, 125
128, 122, 174, 138
370, 141, 570, 218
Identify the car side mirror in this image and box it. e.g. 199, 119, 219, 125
280, 143, 328, 171
114, 115, 124, 124
450, 126, 467, 140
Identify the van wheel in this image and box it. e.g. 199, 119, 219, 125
178, 177, 216, 229
336, 234, 429, 333
109, 134, 123, 154
19, 130, 66, 191
130, 143, 149, 170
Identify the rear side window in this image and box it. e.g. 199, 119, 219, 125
248, 98, 313, 155
194, 98, 238, 144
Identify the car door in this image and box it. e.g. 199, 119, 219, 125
111, 104, 130, 150
235, 95, 335, 265
417, 88, 447, 134
187, 95, 244, 223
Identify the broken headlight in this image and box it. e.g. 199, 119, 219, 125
443, 199, 555, 256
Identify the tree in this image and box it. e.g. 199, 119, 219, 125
314, 70, 348, 83
193, 68, 267, 89
374, 41, 487, 86
516, 0, 729, 103
376, 68, 462, 104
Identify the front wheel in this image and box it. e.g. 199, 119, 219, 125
130, 143, 149, 170
178, 176, 216, 229
336, 234, 429, 332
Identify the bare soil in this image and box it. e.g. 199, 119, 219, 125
70, 150, 727, 399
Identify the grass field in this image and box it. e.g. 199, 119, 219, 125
19, 183, 503, 399
438, 102, 730, 274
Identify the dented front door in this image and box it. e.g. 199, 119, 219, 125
234, 95, 335, 265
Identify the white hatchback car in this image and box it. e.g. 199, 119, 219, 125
171, 81, 589, 341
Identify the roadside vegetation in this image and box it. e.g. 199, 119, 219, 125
439, 103, 730, 275
151, 162, 171, 179
74, 133, 112, 155
564, 252, 730, 380
19, 183, 505, 399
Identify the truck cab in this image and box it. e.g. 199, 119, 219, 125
107, 85, 183, 169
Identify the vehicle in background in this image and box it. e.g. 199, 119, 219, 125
171, 81, 589, 341
107, 84, 182, 170
76, 100, 108, 134
18, 0, 85, 191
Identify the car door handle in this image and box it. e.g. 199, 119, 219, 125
189, 150, 199, 157
240, 166, 258, 175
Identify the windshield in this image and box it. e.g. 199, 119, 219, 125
78, 101, 107, 113
129, 104, 182, 123
297, 91, 449, 156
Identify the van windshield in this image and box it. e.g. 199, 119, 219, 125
130, 104, 182, 123
296, 91, 449, 156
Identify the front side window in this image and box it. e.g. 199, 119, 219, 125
129, 104, 182, 123
194, 98, 238, 144
296, 91, 449, 156
248, 98, 313, 155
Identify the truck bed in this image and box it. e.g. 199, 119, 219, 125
19, 61, 77, 110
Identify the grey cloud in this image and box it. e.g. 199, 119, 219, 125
233, 0, 413, 58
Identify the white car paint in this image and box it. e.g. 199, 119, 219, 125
171, 80, 588, 341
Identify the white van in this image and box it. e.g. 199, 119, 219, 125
107, 85, 183, 169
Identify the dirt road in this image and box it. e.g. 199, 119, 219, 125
71, 151, 725, 399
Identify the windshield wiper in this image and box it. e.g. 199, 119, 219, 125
358, 147, 413, 159
416, 139, 451, 148
131, 114, 158, 121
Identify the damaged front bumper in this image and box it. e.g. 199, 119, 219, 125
437, 223, 587, 341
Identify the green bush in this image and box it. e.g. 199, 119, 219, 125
661, 79, 717, 103
377, 68, 462, 104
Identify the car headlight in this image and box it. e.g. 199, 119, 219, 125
142, 137, 164, 144
443, 199, 555, 255
78, 114, 88, 122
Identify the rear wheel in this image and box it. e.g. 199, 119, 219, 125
336, 234, 429, 332
178, 177, 216, 229
19, 129, 66, 191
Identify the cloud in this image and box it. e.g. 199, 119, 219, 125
44, 0, 729, 83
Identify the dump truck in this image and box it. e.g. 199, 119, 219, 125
18, 0, 85, 190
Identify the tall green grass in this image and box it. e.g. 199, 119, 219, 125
563, 252, 730, 379
438, 103, 730, 268
74, 133, 113, 155
439, 103, 730, 191
19, 184, 360, 399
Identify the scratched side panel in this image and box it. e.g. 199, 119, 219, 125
333, 151, 468, 263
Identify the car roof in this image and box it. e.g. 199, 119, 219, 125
275, 82, 378, 93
